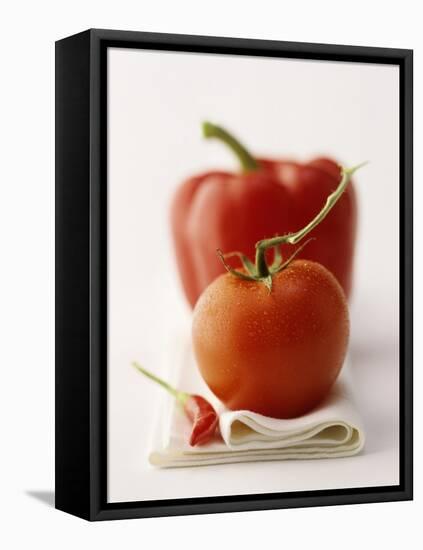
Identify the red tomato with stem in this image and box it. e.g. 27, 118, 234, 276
192, 260, 348, 418
192, 164, 364, 418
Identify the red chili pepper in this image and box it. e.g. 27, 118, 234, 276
183, 394, 219, 446
132, 362, 219, 446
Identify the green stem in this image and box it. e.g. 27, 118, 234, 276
255, 246, 270, 278
202, 121, 258, 172
132, 362, 188, 405
254, 162, 366, 275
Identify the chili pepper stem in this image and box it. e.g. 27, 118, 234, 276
132, 362, 189, 406
202, 121, 258, 172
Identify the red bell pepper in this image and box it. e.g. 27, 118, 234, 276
171, 122, 357, 308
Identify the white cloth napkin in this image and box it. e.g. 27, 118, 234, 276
149, 335, 365, 468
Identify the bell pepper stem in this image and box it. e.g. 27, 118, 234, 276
254, 162, 367, 277
202, 121, 258, 172
132, 362, 188, 405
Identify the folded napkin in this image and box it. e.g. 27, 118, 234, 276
149, 336, 365, 468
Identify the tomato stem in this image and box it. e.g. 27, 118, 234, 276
202, 121, 258, 173
254, 163, 366, 277
255, 246, 270, 278
217, 162, 366, 286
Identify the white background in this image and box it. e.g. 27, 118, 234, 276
107, 49, 399, 501
0, 1, 420, 549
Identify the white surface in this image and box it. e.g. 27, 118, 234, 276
108, 47, 399, 502
150, 351, 365, 466
0, 1, 422, 549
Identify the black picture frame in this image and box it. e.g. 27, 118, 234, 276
55, 28, 413, 521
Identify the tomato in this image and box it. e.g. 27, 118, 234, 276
192, 259, 349, 418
